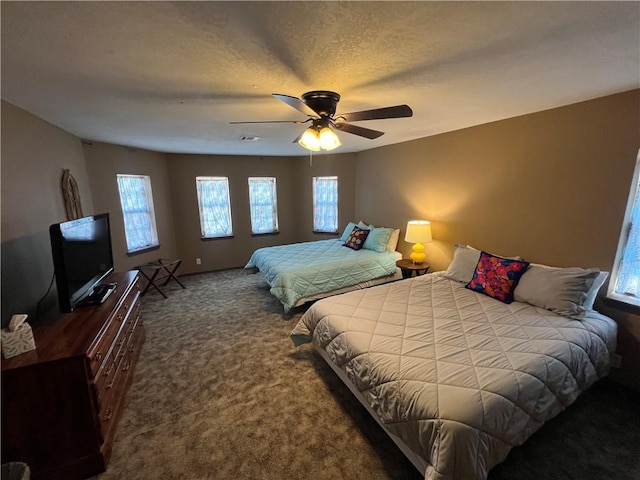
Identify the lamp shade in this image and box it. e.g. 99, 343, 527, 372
298, 127, 321, 151
405, 220, 432, 244
298, 122, 341, 152
319, 126, 341, 151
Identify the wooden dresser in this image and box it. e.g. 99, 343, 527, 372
1, 271, 145, 480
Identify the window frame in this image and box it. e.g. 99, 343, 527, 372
312, 176, 339, 233
195, 176, 234, 239
116, 174, 160, 254
608, 150, 640, 308
248, 177, 279, 235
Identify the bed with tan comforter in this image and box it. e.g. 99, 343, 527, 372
290, 272, 617, 480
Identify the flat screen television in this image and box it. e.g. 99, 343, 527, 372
50, 213, 115, 312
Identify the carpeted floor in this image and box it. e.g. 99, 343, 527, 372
94, 268, 640, 480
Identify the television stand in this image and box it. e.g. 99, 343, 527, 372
77, 282, 118, 307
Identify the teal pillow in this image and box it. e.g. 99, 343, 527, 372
363, 227, 393, 253
339, 222, 359, 242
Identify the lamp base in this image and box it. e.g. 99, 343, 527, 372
410, 243, 426, 264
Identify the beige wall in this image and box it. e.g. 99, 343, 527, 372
292, 152, 358, 243
1, 100, 95, 325
599, 303, 640, 389
165, 153, 356, 274
355, 90, 640, 273
3, 91, 639, 389
166, 153, 297, 274
354, 89, 640, 390
82, 142, 177, 272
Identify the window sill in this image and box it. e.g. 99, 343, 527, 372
604, 292, 640, 314
313, 230, 339, 235
127, 244, 160, 256
201, 235, 234, 241
251, 231, 279, 237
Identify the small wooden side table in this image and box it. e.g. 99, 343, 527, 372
135, 258, 186, 298
396, 259, 430, 279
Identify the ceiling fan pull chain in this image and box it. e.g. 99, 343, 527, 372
309, 150, 313, 167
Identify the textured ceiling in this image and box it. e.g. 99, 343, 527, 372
1, 1, 639, 157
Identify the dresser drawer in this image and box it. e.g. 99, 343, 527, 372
88, 284, 140, 377
97, 320, 144, 442
93, 302, 141, 399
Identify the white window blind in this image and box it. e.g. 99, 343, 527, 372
196, 176, 233, 238
313, 176, 338, 233
116, 174, 159, 253
248, 177, 278, 234
612, 152, 640, 302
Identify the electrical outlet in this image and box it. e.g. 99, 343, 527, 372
196, 258, 201, 265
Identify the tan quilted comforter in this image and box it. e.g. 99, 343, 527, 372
290, 273, 617, 480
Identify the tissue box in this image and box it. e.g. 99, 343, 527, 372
1, 323, 36, 359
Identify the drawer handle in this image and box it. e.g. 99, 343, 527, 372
122, 361, 131, 372
95, 352, 103, 362
103, 364, 113, 377
104, 408, 113, 422
116, 338, 125, 347
106, 379, 115, 390
117, 314, 124, 321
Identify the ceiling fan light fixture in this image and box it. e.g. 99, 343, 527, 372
234, 90, 411, 151
298, 127, 321, 151
319, 126, 341, 151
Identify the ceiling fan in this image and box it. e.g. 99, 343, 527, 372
230, 90, 413, 151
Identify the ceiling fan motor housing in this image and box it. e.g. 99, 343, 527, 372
301, 90, 340, 117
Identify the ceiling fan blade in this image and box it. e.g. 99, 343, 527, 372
291, 130, 305, 144
337, 104, 413, 122
272, 93, 320, 118
229, 119, 309, 125
334, 122, 385, 139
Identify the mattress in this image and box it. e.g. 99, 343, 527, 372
245, 239, 398, 312
290, 268, 403, 309
290, 273, 617, 480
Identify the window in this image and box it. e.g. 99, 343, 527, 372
313, 176, 338, 233
116, 174, 159, 253
196, 176, 233, 238
610, 151, 640, 306
248, 177, 278, 234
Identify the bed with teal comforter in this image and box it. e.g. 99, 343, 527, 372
245, 239, 398, 312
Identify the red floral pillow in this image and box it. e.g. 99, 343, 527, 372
344, 226, 370, 251
466, 251, 530, 303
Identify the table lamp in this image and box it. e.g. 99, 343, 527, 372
405, 220, 432, 264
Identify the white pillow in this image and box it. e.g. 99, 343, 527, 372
513, 264, 601, 317
443, 244, 482, 283
583, 271, 609, 310
443, 244, 522, 283
386, 229, 400, 251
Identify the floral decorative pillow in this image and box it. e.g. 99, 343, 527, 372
344, 226, 370, 251
466, 251, 530, 303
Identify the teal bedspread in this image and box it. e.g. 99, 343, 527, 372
245, 239, 397, 312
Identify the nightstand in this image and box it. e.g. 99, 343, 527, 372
396, 259, 430, 279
